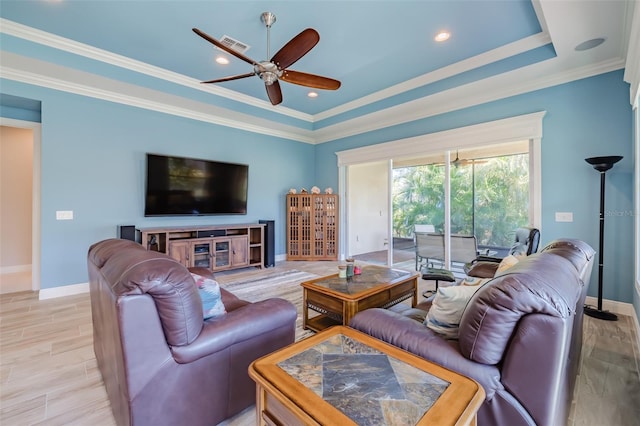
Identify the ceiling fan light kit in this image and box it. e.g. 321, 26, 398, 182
193, 11, 341, 106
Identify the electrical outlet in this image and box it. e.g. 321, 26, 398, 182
56, 210, 74, 220
555, 212, 573, 222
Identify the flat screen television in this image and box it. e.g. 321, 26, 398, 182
145, 153, 248, 216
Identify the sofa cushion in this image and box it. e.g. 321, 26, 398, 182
191, 273, 227, 319
458, 252, 581, 365
424, 284, 483, 339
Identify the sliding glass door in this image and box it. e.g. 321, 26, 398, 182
336, 112, 544, 268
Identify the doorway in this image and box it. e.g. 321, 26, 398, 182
0, 119, 41, 294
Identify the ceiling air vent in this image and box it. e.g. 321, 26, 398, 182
217, 35, 251, 54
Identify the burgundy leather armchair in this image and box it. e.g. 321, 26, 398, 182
88, 239, 297, 426
350, 239, 595, 426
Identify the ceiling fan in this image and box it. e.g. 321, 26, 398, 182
193, 12, 341, 106
451, 151, 488, 167
433, 151, 489, 167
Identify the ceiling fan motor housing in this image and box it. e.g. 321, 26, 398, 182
255, 61, 282, 85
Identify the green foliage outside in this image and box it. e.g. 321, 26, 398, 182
392, 154, 529, 247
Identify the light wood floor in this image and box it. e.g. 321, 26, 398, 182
1, 260, 639, 425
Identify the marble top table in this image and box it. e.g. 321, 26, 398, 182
249, 326, 485, 425
301, 265, 419, 332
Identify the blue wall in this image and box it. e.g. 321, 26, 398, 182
315, 70, 635, 304
1, 70, 635, 305
1, 79, 316, 289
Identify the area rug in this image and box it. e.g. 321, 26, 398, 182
221, 270, 319, 341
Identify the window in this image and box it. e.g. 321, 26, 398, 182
393, 151, 529, 251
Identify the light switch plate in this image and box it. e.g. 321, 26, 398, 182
56, 210, 73, 220
555, 212, 573, 222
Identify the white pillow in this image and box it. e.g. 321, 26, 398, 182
496, 254, 520, 274
424, 285, 482, 339
460, 276, 490, 287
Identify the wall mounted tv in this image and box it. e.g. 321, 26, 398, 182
145, 153, 248, 216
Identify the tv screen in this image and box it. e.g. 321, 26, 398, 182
145, 153, 248, 216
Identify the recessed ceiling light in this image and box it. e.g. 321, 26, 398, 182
434, 31, 450, 42
307, 91, 318, 98
215, 56, 229, 65
575, 37, 606, 51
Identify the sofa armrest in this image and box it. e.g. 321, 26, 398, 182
350, 308, 501, 400
171, 298, 296, 363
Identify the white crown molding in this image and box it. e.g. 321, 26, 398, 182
314, 55, 624, 144
0, 16, 625, 146
314, 32, 552, 122
1, 47, 623, 146
0, 18, 313, 123
1, 17, 554, 125
0, 51, 316, 144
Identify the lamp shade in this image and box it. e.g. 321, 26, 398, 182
585, 156, 623, 172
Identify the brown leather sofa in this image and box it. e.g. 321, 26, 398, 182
350, 239, 595, 426
88, 239, 297, 426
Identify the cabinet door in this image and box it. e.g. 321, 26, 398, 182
212, 239, 231, 271
323, 194, 339, 259
306, 194, 338, 260
191, 240, 213, 269
168, 241, 191, 267
230, 235, 249, 267
287, 194, 312, 259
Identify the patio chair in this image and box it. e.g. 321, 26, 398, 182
463, 227, 540, 274
414, 232, 444, 271
420, 234, 477, 297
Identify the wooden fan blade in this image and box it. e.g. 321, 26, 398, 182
201, 72, 255, 84
271, 28, 319, 70
265, 81, 283, 105
193, 28, 258, 66
281, 70, 341, 90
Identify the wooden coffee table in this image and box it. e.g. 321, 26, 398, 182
249, 326, 485, 426
301, 265, 419, 332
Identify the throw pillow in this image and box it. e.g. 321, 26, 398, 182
191, 273, 226, 319
424, 284, 482, 339
460, 276, 490, 286
496, 254, 519, 274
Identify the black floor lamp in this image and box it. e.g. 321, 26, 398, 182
584, 155, 623, 321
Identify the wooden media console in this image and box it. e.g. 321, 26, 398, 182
139, 224, 265, 272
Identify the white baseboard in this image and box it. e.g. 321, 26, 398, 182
584, 296, 636, 317
38, 282, 88, 300
275, 254, 287, 262
0, 264, 32, 274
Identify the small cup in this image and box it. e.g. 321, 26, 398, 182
346, 258, 355, 277
338, 265, 347, 278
